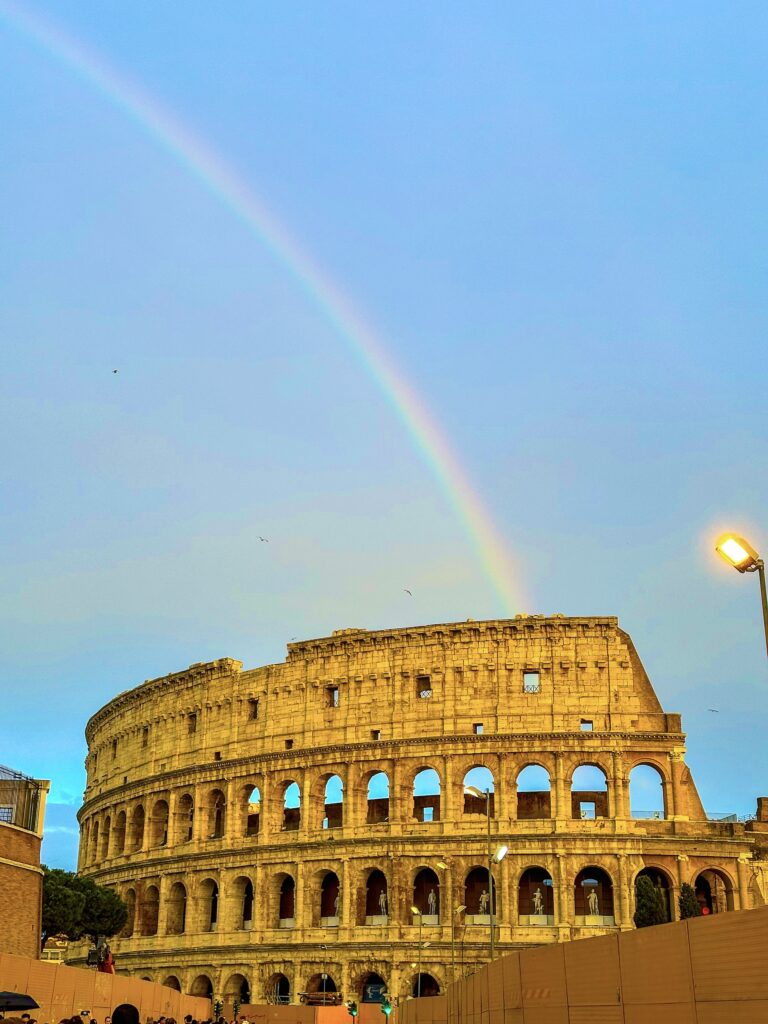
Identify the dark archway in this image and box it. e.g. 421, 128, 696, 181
279, 875, 296, 924
518, 867, 554, 922
266, 973, 291, 1004
575, 867, 614, 922
307, 973, 338, 994
365, 869, 388, 921
190, 974, 214, 998
360, 973, 387, 1003
413, 868, 440, 920
636, 867, 672, 922
320, 871, 340, 922
464, 866, 496, 919
112, 1005, 139, 1024
162, 976, 181, 991
412, 974, 440, 998
695, 869, 735, 914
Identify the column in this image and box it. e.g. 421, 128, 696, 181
612, 753, 628, 819
508, 861, 518, 927
259, 774, 271, 841
341, 858, 353, 929
156, 874, 171, 936
390, 759, 405, 823
494, 754, 505, 821
617, 855, 631, 927
506, 758, 518, 822
441, 756, 454, 824
554, 754, 568, 820
668, 752, 682, 819
193, 783, 207, 843
556, 854, 570, 926
226, 777, 240, 843
737, 857, 752, 911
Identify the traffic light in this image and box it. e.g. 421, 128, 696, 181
381, 998, 392, 1017
346, 1002, 358, 1019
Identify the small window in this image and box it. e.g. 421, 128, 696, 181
188, 713, 197, 735
248, 698, 259, 720
285, 739, 294, 750
142, 727, 149, 748
214, 751, 222, 762
423, 806, 434, 822
579, 802, 596, 819
417, 675, 432, 699
523, 671, 540, 694
580, 720, 593, 732
371, 729, 381, 741
111, 739, 118, 760
327, 686, 340, 708
123, 776, 128, 784
473, 723, 484, 735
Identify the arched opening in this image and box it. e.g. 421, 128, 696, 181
166, 882, 187, 934
162, 976, 181, 991
244, 784, 261, 836
629, 764, 666, 819
320, 871, 340, 925
139, 884, 159, 936
365, 869, 389, 923
306, 973, 338, 997
121, 888, 136, 937
366, 771, 390, 824
100, 816, 111, 860
412, 868, 440, 923
360, 972, 387, 1003
571, 765, 608, 819
279, 875, 296, 927
149, 800, 169, 847
129, 805, 145, 851
322, 774, 344, 829
281, 781, 301, 831
190, 975, 214, 998
635, 867, 672, 923
518, 867, 554, 924
112, 1005, 139, 1024
232, 875, 254, 930
199, 878, 219, 931
224, 973, 251, 1006
462, 766, 495, 815
412, 768, 441, 822
113, 810, 126, 854
266, 972, 291, 1004
176, 793, 194, 843
464, 866, 497, 923
91, 820, 100, 863
695, 869, 735, 914
207, 788, 226, 839
516, 764, 552, 819
412, 974, 440, 998
575, 867, 614, 924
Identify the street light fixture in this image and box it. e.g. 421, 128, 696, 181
464, 785, 506, 960
715, 533, 768, 658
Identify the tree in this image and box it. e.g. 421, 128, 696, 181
634, 875, 667, 928
42, 868, 86, 947
41, 867, 128, 948
679, 882, 702, 919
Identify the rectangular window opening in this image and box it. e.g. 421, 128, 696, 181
417, 675, 433, 699
579, 801, 596, 819
423, 806, 434, 822
473, 723, 484, 735
285, 739, 294, 750
248, 698, 260, 720
141, 727, 149, 748
371, 729, 381, 741
523, 671, 541, 694
111, 739, 118, 760
327, 686, 340, 708
580, 719, 593, 732
214, 751, 222, 761
188, 713, 197, 735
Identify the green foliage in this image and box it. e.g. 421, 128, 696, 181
679, 882, 703, 919
41, 867, 128, 948
633, 875, 667, 928
213, 999, 224, 1018
42, 868, 86, 947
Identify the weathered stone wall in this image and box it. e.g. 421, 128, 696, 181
74, 616, 767, 1004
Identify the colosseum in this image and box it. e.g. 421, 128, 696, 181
75, 615, 768, 1006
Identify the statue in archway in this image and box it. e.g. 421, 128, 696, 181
532, 888, 544, 915
587, 888, 599, 915
478, 889, 489, 914
379, 890, 388, 915
427, 889, 437, 915
334, 893, 340, 916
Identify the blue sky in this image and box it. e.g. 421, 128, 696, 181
1, 2, 767, 869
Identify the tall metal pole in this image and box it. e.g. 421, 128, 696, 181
451, 911, 456, 984
757, 560, 768, 659
486, 789, 494, 961
417, 912, 423, 997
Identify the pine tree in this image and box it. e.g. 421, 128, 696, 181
634, 876, 667, 928
679, 882, 702, 919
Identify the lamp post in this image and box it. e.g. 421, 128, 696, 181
464, 786, 507, 960
715, 533, 768, 659
411, 907, 423, 996
320, 944, 327, 998
451, 905, 466, 984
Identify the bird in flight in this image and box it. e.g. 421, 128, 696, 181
112, 369, 119, 374
404, 589, 412, 596
258, 536, 269, 542
708, 708, 719, 713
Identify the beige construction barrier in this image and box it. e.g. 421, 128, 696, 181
396, 904, 768, 1024
0, 953, 210, 1024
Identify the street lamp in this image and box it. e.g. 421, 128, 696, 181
409, 933, 430, 998
715, 533, 768, 658
452, 905, 466, 985
464, 786, 507, 960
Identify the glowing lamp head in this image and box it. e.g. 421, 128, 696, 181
494, 845, 509, 863
411, 905, 420, 915
716, 534, 761, 573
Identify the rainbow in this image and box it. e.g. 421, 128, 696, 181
0, 0, 526, 614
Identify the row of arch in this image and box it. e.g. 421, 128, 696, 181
157, 969, 437, 1003
82, 762, 669, 865
121, 864, 736, 937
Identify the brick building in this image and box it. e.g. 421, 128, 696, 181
0, 765, 49, 957
74, 616, 768, 1003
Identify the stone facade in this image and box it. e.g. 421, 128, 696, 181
74, 616, 768, 1003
